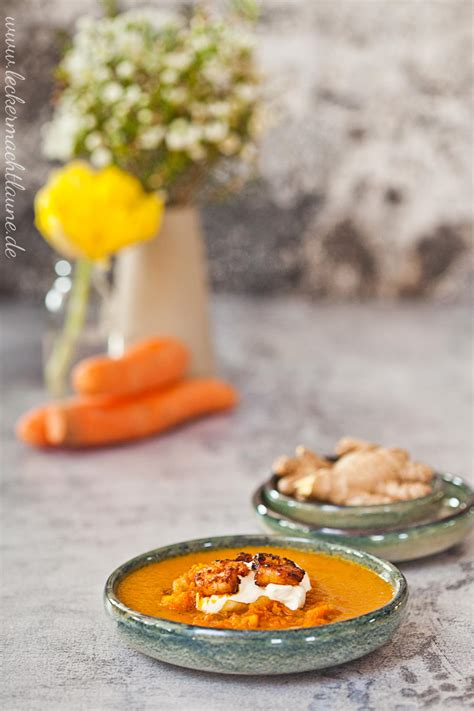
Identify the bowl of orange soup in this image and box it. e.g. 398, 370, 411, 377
104, 535, 408, 675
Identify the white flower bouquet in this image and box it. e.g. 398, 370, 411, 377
43, 3, 262, 204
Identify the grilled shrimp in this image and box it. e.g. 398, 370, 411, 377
235, 552, 254, 563
194, 559, 250, 596
194, 552, 305, 596
253, 553, 305, 587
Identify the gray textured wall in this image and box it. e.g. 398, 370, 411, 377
2, 0, 473, 300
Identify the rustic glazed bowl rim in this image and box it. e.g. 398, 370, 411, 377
254, 474, 474, 537
267, 471, 444, 514
104, 534, 407, 640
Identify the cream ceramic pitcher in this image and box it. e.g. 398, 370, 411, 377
113, 206, 215, 376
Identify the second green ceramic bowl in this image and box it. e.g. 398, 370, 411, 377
254, 475, 474, 562
264, 473, 445, 529
104, 534, 407, 675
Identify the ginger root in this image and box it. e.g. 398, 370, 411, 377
273, 446, 331, 477
273, 438, 433, 506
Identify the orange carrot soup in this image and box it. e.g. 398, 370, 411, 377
117, 547, 394, 631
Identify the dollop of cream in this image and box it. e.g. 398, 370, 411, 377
196, 562, 311, 614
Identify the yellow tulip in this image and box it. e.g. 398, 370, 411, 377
37, 162, 164, 398
35, 161, 164, 261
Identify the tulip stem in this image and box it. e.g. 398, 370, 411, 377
45, 258, 93, 398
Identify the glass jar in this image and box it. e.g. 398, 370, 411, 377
43, 259, 122, 397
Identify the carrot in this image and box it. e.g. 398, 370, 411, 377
45, 378, 238, 447
16, 406, 50, 447
15, 394, 123, 447
72, 337, 189, 398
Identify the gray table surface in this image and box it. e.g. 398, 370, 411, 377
1, 298, 473, 711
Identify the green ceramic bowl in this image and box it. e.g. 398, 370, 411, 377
254, 475, 474, 562
264, 473, 445, 529
104, 534, 407, 675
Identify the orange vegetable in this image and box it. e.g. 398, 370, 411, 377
15, 406, 50, 447
45, 378, 238, 447
72, 337, 189, 398
15, 395, 120, 447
